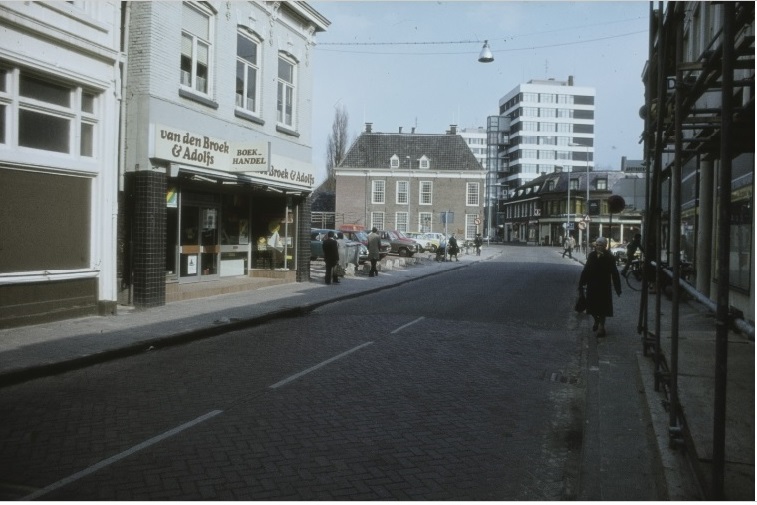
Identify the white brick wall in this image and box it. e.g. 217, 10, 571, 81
124, 1, 323, 178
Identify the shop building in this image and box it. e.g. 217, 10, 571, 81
120, 2, 328, 307
0, 2, 122, 328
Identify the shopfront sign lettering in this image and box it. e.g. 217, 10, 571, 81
153, 124, 267, 173
267, 166, 315, 186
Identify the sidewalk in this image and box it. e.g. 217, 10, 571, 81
565, 249, 754, 501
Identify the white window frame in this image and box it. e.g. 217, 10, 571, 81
419, 181, 433, 205
418, 212, 432, 232
419, 156, 430, 169
390, 155, 399, 168
396, 180, 408, 204
465, 214, 478, 240
236, 30, 261, 115
277, 54, 297, 128
181, 2, 213, 96
466, 183, 480, 206
371, 212, 385, 231
2, 67, 99, 158
395, 212, 409, 233
372, 180, 386, 204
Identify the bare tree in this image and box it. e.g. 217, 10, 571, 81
324, 104, 350, 192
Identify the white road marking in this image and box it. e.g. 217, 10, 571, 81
22, 410, 223, 501
269, 341, 374, 389
391, 316, 425, 334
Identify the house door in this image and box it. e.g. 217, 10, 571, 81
180, 205, 220, 281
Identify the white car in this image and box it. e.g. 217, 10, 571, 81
405, 232, 436, 252
422, 232, 446, 250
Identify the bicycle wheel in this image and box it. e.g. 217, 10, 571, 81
625, 269, 643, 291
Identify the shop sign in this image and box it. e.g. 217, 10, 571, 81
152, 124, 269, 173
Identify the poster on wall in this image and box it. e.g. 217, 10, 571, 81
187, 255, 198, 275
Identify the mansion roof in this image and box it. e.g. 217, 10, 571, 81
339, 133, 483, 172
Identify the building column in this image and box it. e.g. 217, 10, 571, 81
132, 171, 166, 308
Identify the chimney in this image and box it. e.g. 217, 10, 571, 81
411, 127, 416, 134
399, 126, 403, 134
568, 75, 574, 86
449, 124, 457, 135
365, 123, 373, 133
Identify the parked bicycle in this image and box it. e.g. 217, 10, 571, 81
623, 258, 644, 291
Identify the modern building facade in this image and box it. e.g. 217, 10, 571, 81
335, 124, 486, 240
120, 1, 328, 307
0, 2, 122, 328
497, 76, 596, 189
459, 127, 487, 169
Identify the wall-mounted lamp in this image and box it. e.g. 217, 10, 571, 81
478, 40, 494, 63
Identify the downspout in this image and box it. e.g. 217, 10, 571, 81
119, 1, 132, 304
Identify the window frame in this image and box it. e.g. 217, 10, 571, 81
1, 67, 99, 158
419, 181, 433, 205
277, 54, 297, 128
235, 29, 261, 116
371, 212, 385, 231
180, 2, 214, 97
395, 212, 409, 233
466, 182, 480, 206
396, 180, 409, 205
372, 180, 386, 204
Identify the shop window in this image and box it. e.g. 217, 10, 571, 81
181, 2, 213, 95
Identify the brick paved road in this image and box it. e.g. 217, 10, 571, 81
0, 252, 586, 500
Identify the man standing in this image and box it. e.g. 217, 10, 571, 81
323, 231, 340, 284
367, 227, 381, 277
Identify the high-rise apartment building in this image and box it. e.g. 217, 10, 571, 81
459, 127, 487, 169
498, 76, 595, 189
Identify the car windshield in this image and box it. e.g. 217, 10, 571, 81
395, 231, 409, 239
354, 231, 368, 242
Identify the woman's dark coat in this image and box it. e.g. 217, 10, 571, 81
579, 250, 622, 317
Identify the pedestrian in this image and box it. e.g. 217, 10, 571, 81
620, 233, 644, 277
322, 231, 340, 285
562, 234, 575, 258
579, 237, 622, 337
448, 234, 459, 261
474, 233, 483, 256
367, 227, 381, 277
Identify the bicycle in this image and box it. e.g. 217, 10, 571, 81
623, 258, 644, 291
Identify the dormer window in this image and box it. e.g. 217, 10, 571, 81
547, 181, 555, 191
390, 155, 399, 168
419, 155, 430, 169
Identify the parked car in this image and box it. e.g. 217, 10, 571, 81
338, 225, 390, 258
379, 230, 420, 257
404, 232, 435, 252
310, 229, 368, 263
423, 232, 446, 250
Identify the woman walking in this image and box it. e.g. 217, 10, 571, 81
579, 237, 622, 337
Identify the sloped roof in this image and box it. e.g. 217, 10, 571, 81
339, 132, 482, 171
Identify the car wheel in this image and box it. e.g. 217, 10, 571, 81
398, 248, 409, 257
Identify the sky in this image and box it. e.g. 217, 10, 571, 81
309, 1, 651, 185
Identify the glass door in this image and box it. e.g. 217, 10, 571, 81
180, 205, 219, 281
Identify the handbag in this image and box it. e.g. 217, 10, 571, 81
574, 286, 587, 313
